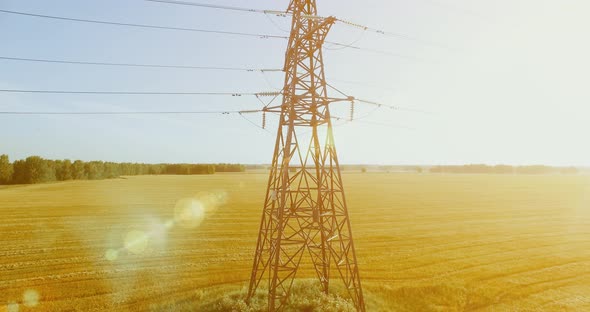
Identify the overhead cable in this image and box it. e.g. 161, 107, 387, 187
145, 0, 284, 15
0, 110, 261, 115
355, 98, 434, 115
324, 41, 429, 62
325, 83, 433, 115
0, 56, 281, 72
0, 9, 424, 60
335, 18, 450, 49
0, 89, 280, 97
0, 9, 288, 39
143, 0, 447, 48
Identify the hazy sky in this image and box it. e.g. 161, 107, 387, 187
1, 0, 589, 166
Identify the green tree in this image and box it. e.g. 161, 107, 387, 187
44, 159, 57, 182
72, 160, 86, 180
57, 159, 73, 181
103, 162, 121, 178
85, 162, 102, 180
12, 160, 26, 184
24, 156, 52, 184
0, 154, 13, 184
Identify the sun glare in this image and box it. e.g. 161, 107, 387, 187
102, 192, 228, 263
6, 302, 19, 312
124, 230, 149, 255
22, 289, 39, 307
164, 219, 175, 229
105, 249, 119, 261
174, 198, 206, 229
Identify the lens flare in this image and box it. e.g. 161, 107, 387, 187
148, 218, 169, 244
164, 220, 174, 229
105, 249, 119, 261
6, 302, 19, 312
174, 198, 205, 228
22, 290, 39, 307
124, 230, 149, 255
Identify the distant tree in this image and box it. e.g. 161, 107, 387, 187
120, 163, 135, 176
84, 161, 105, 180
84, 162, 100, 180
560, 167, 579, 175
494, 165, 514, 174
44, 159, 57, 182
56, 159, 73, 181
215, 164, 245, 173
24, 156, 52, 184
72, 160, 86, 180
3, 154, 246, 183
12, 160, 26, 184
516, 165, 552, 175
361, 167, 367, 173
0, 154, 13, 184
190, 164, 215, 174
103, 162, 121, 178
148, 165, 162, 175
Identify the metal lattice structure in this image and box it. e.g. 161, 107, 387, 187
247, 0, 365, 311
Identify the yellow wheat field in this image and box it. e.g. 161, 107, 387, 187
1, 173, 589, 311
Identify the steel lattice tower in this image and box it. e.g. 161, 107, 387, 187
247, 0, 365, 311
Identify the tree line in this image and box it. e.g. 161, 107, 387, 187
0, 155, 245, 185
429, 164, 579, 175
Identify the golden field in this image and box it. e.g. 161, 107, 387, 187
1, 173, 589, 311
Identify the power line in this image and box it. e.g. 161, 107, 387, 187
324, 83, 433, 115
335, 18, 450, 49
324, 41, 430, 62
0, 56, 281, 72
0, 110, 260, 115
355, 98, 434, 115
0, 9, 423, 61
332, 116, 416, 130
0, 9, 288, 40
0, 89, 245, 96
328, 78, 395, 92
264, 12, 290, 33
0, 109, 414, 129
0, 89, 282, 97
145, 0, 284, 15
0, 108, 413, 130
144, 0, 448, 48
250, 110, 414, 132
323, 29, 367, 51
238, 111, 273, 134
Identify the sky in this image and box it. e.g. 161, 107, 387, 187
0, 0, 589, 166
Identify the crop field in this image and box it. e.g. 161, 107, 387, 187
1, 173, 589, 311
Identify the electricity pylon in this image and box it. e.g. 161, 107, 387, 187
247, 0, 365, 311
